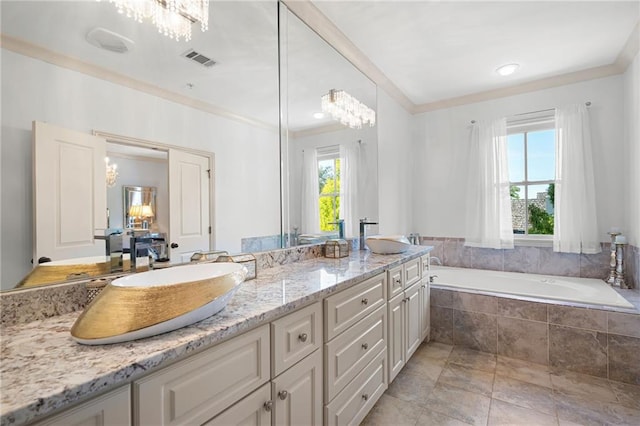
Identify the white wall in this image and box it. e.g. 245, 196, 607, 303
623, 53, 640, 246
412, 75, 626, 241
1, 50, 280, 287
288, 125, 378, 238
377, 89, 413, 235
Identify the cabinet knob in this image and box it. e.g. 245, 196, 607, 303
361, 298, 369, 305
362, 394, 369, 401
298, 333, 308, 342
278, 390, 288, 400
362, 343, 368, 350
263, 400, 273, 412
394, 278, 401, 285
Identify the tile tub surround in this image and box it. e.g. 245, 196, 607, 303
430, 287, 640, 385
420, 237, 640, 290
0, 246, 431, 426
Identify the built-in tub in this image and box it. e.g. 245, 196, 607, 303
430, 266, 634, 310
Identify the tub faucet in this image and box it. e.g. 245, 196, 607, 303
430, 256, 442, 266
359, 217, 378, 250
329, 219, 345, 239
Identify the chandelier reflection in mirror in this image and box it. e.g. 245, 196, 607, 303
105, 157, 119, 188
103, 0, 209, 42
321, 89, 376, 129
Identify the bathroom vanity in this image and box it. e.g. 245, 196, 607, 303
0, 245, 432, 426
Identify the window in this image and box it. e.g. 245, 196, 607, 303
317, 147, 341, 232
507, 120, 556, 236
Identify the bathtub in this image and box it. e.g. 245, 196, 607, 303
430, 266, 634, 309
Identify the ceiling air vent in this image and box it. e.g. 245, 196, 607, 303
182, 49, 217, 67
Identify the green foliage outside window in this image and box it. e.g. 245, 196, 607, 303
528, 183, 555, 235
319, 158, 341, 232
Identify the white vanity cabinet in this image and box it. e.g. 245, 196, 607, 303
387, 258, 423, 383
323, 273, 388, 426
33, 384, 131, 426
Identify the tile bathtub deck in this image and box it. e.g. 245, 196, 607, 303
361, 342, 640, 426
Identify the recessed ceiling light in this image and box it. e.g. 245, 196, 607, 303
313, 112, 325, 119
496, 63, 520, 76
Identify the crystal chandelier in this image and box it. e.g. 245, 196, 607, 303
104, 0, 209, 42
321, 89, 376, 129
105, 157, 119, 188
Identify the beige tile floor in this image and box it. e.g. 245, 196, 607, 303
361, 342, 640, 426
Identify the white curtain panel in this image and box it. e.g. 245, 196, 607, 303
554, 104, 600, 254
465, 118, 514, 249
340, 143, 360, 237
301, 149, 320, 234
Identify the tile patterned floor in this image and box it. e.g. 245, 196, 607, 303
361, 342, 640, 426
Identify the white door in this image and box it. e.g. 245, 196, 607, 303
168, 148, 211, 263
405, 283, 422, 359
33, 121, 107, 264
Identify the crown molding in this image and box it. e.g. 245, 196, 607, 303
412, 64, 621, 114
0, 33, 278, 132
615, 20, 640, 72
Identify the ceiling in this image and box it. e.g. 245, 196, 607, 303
1, 1, 638, 127
312, 0, 639, 109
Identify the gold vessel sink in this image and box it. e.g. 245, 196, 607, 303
71, 263, 247, 345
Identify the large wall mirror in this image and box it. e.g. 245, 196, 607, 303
0, 1, 379, 292
280, 6, 379, 245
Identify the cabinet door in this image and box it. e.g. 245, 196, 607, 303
134, 325, 270, 426
34, 385, 131, 426
204, 383, 272, 426
273, 350, 323, 426
387, 292, 405, 383
405, 283, 422, 360
420, 280, 431, 342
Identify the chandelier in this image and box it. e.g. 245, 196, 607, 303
105, 157, 119, 188
104, 0, 209, 42
321, 89, 376, 129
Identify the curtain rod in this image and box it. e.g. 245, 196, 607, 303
470, 101, 591, 124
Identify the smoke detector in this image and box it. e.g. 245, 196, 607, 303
182, 49, 217, 67
86, 28, 134, 54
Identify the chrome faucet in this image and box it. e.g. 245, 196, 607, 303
430, 256, 443, 265
94, 229, 124, 273
329, 219, 345, 239
359, 217, 378, 250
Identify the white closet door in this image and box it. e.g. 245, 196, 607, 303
168, 148, 211, 263
33, 121, 107, 263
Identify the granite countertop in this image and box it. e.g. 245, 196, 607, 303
0, 246, 431, 426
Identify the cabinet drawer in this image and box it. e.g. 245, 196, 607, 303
421, 254, 430, 276
387, 265, 403, 300
325, 350, 387, 426
204, 383, 271, 426
134, 325, 270, 426
271, 302, 322, 377
325, 305, 386, 402
325, 273, 386, 341
405, 258, 422, 288
34, 385, 131, 426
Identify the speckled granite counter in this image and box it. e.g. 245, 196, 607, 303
0, 246, 431, 426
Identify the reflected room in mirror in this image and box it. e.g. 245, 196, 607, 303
123, 186, 157, 231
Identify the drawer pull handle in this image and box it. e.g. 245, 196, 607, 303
264, 401, 273, 412
298, 333, 308, 342
362, 343, 368, 350
278, 390, 288, 400
362, 394, 369, 401
361, 298, 369, 305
